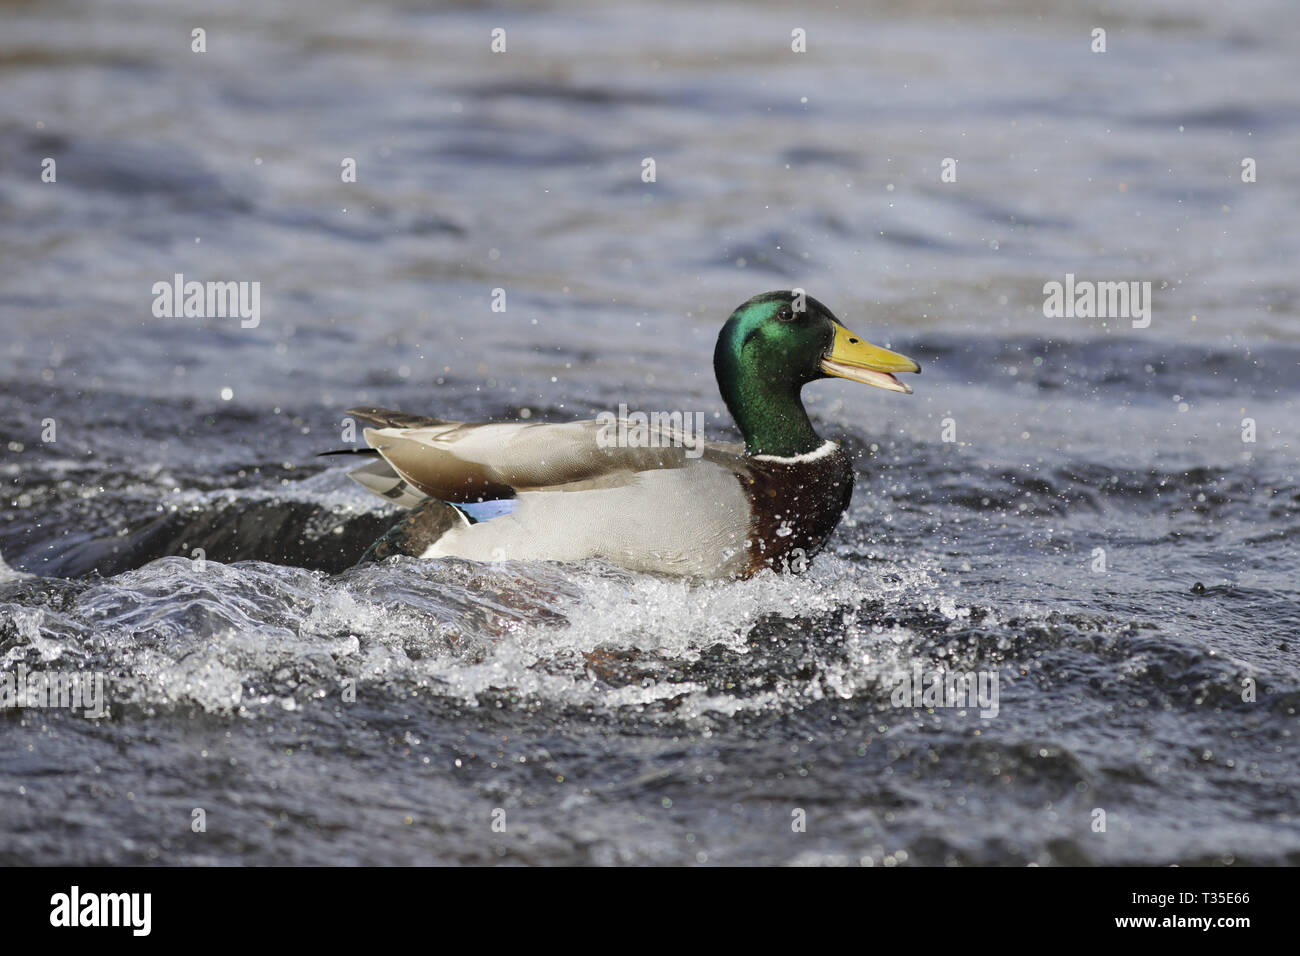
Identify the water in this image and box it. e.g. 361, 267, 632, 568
1, 0, 1298, 865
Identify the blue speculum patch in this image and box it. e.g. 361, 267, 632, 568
456, 499, 520, 524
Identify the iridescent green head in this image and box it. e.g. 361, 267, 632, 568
713, 291, 920, 457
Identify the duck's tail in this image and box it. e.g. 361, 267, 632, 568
321, 406, 451, 509
345, 457, 430, 509
316, 447, 380, 457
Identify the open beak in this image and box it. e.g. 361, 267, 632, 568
819, 321, 920, 394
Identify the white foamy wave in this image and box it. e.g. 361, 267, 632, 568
1, 547, 965, 718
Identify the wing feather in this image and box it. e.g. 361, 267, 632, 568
350, 411, 745, 505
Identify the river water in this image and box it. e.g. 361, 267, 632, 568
1, 0, 1297, 865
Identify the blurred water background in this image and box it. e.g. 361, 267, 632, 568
0, 0, 1297, 864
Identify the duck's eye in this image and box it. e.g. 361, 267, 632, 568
776, 306, 795, 323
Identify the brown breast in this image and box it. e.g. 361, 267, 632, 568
734, 444, 855, 576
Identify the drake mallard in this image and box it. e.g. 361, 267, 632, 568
341, 291, 919, 578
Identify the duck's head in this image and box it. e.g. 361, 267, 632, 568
713, 290, 920, 457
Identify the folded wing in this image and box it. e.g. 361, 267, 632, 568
345, 406, 744, 505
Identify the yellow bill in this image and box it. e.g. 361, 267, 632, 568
820, 321, 920, 394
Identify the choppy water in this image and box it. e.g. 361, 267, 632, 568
1, 0, 1298, 865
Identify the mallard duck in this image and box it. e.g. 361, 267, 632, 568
341, 291, 919, 578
